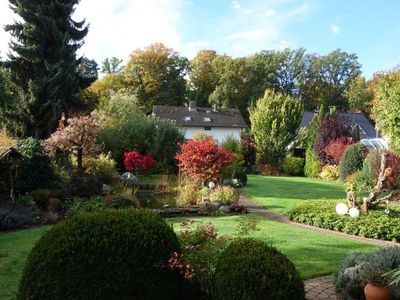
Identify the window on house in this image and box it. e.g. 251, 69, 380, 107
203, 117, 211, 122
204, 126, 211, 131
184, 116, 192, 122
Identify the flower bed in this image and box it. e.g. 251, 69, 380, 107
287, 200, 400, 242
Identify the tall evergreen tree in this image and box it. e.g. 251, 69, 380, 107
4, 0, 91, 138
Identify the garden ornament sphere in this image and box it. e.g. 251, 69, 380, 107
348, 207, 360, 218
336, 203, 349, 215
208, 181, 215, 189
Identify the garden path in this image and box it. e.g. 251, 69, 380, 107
239, 194, 400, 300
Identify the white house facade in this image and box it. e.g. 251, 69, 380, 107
180, 126, 242, 143
152, 102, 247, 143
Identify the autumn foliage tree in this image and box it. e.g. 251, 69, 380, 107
175, 138, 234, 184
124, 151, 156, 174
314, 113, 352, 165
45, 113, 102, 173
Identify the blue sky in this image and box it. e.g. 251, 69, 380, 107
1, 0, 400, 79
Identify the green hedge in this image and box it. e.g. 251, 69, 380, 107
283, 157, 305, 176
17, 209, 183, 300
287, 200, 400, 242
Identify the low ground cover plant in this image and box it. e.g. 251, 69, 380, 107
287, 200, 400, 242
62, 195, 137, 217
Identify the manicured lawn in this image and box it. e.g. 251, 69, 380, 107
0, 226, 51, 300
0, 175, 376, 298
242, 175, 346, 214
168, 215, 377, 280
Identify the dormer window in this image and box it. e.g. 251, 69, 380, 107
184, 116, 192, 122
203, 117, 211, 123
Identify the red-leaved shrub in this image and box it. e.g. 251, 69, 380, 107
124, 151, 156, 173
314, 113, 352, 165
175, 139, 233, 184
323, 137, 354, 165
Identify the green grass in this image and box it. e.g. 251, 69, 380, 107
0, 175, 376, 298
242, 175, 346, 214
0, 226, 51, 300
168, 215, 377, 280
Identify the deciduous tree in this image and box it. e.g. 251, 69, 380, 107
45, 113, 103, 173
249, 89, 303, 166
175, 138, 233, 184
125, 43, 189, 113
371, 70, 400, 152
188, 49, 218, 107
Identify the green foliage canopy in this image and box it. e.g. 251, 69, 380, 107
249, 89, 303, 166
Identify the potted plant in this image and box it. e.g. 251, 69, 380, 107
363, 269, 391, 300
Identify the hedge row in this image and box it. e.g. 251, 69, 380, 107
287, 200, 400, 242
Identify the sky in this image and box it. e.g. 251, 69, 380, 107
1, 0, 400, 79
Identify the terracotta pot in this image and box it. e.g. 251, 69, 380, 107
364, 282, 391, 300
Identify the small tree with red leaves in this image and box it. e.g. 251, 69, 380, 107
45, 113, 102, 173
175, 138, 234, 185
314, 113, 352, 165
124, 150, 156, 174
323, 137, 354, 165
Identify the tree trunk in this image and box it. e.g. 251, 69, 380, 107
366, 152, 388, 207
77, 148, 84, 174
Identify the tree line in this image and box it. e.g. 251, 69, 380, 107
0, 0, 389, 142
90, 44, 366, 118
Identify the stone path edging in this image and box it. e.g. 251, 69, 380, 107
238, 194, 400, 300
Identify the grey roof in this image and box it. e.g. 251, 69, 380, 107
300, 111, 378, 139
153, 106, 247, 128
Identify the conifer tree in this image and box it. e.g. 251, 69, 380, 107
4, 0, 92, 138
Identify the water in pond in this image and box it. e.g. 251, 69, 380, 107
136, 190, 177, 209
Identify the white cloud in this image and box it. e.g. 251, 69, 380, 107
264, 9, 278, 17
231, 1, 241, 9
0, 0, 187, 63
330, 23, 340, 35
0, 1, 15, 59
73, 0, 184, 63
222, 1, 314, 56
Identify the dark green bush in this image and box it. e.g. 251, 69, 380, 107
283, 157, 305, 176
109, 195, 138, 209
339, 143, 368, 181
17, 209, 183, 300
16, 194, 34, 206
287, 200, 400, 242
222, 163, 248, 186
335, 247, 400, 299
31, 189, 51, 209
62, 196, 105, 217
213, 238, 305, 300
16, 138, 54, 193
69, 172, 103, 197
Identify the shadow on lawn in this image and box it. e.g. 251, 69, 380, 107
244, 176, 345, 200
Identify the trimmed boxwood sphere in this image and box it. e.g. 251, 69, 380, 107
17, 209, 183, 300
213, 238, 305, 300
